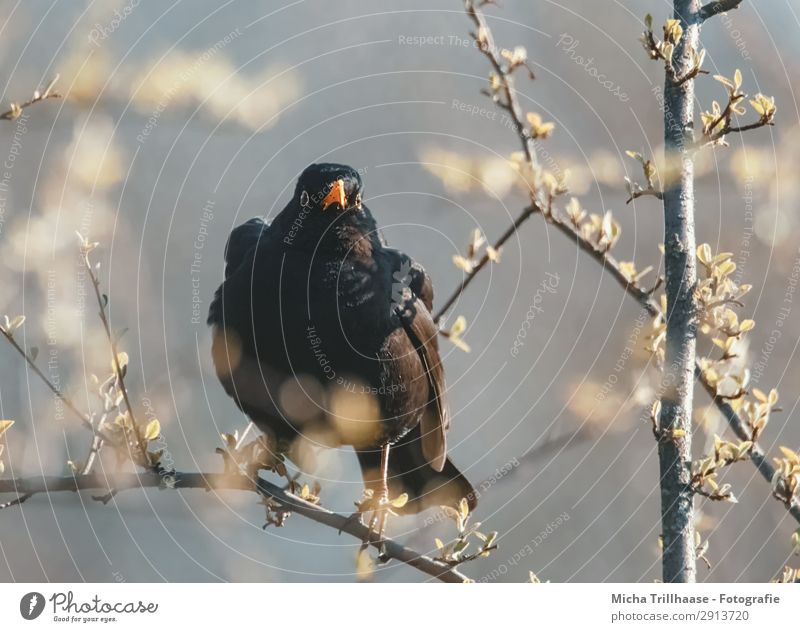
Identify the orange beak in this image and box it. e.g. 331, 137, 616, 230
321, 179, 347, 211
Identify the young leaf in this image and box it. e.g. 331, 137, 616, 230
0, 419, 14, 438
144, 419, 161, 441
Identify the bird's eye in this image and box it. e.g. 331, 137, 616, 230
300, 190, 310, 207
355, 194, 362, 209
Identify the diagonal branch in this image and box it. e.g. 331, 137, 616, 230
434, 205, 535, 323
698, 381, 800, 522
0, 472, 471, 583
0, 328, 94, 432
699, 0, 744, 22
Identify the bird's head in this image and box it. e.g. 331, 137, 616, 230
295, 163, 364, 213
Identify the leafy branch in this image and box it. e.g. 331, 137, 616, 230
465, 0, 536, 166
0, 471, 470, 582
433, 498, 497, 566
698, 70, 776, 148
437, 0, 800, 532
624, 151, 663, 204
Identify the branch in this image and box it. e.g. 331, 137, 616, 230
434, 1, 552, 323
530, 211, 800, 526
699, 0, 744, 21
697, 380, 800, 522
698, 120, 774, 149
80, 241, 147, 467
448, 0, 800, 531
0, 327, 109, 441
0, 472, 471, 583
626, 188, 664, 204
434, 205, 535, 323
0, 75, 60, 121
656, 0, 700, 584
465, 0, 537, 167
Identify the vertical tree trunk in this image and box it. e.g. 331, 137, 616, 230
658, 0, 699, 583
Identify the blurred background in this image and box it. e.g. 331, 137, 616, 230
0, 0, 798, 582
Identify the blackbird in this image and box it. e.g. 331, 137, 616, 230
208, 163, 475, 528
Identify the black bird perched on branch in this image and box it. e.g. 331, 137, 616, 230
208, 163, 475, 534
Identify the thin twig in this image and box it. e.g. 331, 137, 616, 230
626, 188, 664, 204
698, 121, 774, 149
82, 250, 146, 464
0, 329, 90, 430
434, 205, 535, 323
0, 472, 471, 583
0, 492, 31, 509
465, 0, 537, 167
0, 75, 60, 120
80, 435, 104, 476
0, 328, 113, 447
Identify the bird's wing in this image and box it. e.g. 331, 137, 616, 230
396, 297, 448, 471
209, 217, 272, 327
223, 217, 269, 278
384, 247, 447, 471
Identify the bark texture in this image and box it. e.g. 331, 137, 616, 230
658, 0, 700, 583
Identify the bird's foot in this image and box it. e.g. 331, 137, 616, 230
354, 489, 409, 560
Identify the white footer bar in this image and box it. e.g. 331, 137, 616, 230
2, 583, 793, 630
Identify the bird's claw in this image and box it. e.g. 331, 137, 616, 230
361, 502, 392, 563
353, 490, 392, 553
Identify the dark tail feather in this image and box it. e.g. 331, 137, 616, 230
357, 426, 476, 516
